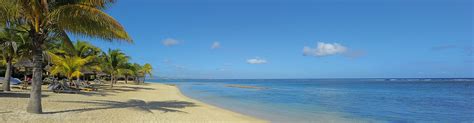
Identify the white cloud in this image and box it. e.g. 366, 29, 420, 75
303, 42, 347, 57
247, 57, 267, 64
162, 38, 179, 47
211, 41, 221, 49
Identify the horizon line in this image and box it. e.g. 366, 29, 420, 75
147, 77, 474, 80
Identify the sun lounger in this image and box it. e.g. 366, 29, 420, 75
78, 81, 98, 91
48, 81, 80, 94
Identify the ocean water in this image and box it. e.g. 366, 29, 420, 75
149, 79, 474, 122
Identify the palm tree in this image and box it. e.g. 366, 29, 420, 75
0, 0, 131, 113
0, 28, 30, 92
47, 40, 100, 84
131, 63, 142, 84
102, 49, 129, 88
74, 41, 103, 59
118, 63, 133, 84
141, 63, 153, 83
49, 40, 103, 81
75, 41, 103, 81
0, 29, 18, 92
48, 52, 94, 84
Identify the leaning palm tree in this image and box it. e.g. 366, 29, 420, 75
0, 0, 131, 113
102, 49, 129, 88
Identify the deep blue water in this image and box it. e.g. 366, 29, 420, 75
149, 79, 474, 122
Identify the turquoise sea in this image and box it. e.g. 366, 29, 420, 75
150, 79, 474, 122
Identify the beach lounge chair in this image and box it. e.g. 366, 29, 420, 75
93, 79, 103, 85
78, 81, 98, 92
48, 81, 80, 94
42, 78, 53, 85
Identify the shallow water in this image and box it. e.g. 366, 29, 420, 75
150, 79, 474, 122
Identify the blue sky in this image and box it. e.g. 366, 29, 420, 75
73, 0, 473, 79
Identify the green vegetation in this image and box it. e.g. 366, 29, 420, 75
102, 49, 130, 88
0, 0, 153, 114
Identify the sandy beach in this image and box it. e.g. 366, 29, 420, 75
0, 82, 266, 123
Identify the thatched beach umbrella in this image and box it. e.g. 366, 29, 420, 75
81, 70, 96, 81
14, 58, 33, 68
14, 58, 33, 81
81, 70, 95, 75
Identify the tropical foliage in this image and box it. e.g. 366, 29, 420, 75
0, 27, 31, 92
48, 54, 90, 80
101, 49, 129, 87
0, 0, 153, 114
142, 63, 153, 82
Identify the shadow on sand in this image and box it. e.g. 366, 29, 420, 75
46, 99, 197, 114
75, 84, 156, 97
0, 111, 13, 114
0, 92, 49, 98
106, 86, 156, 93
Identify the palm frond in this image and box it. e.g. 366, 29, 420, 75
50, 4, 131, 42
57, 29, 76, 51
54, 0, 116, 10
0, 0, 22, 25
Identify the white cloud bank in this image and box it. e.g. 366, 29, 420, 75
162, 38, 179, 47
303, 42, 347, 57
211, 41, 220, 49
247, 57, 267, 64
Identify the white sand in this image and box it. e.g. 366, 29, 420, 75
0, 82, 267, 123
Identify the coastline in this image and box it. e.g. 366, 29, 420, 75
0, 82, 267, 123
164, 81, 369, 123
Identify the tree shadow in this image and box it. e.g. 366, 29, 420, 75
96, 86, 156, 95
111, 86, 155, 92
0, 111, 12, 114
121, 86, 155, 91
72, 84, 156, 97
0, 92, 49, 98
73, 91, 115, 97
46, 99, 197, 114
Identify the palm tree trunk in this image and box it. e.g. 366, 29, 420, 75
76, 76, 80, 88
136, 76, 139, 84
113, 75, 116, 84
125, 75, 128, 84
110, 74, 114, 88
3, 59, 12, 92
26, 44, 43, 114
114, 76, 118, 84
